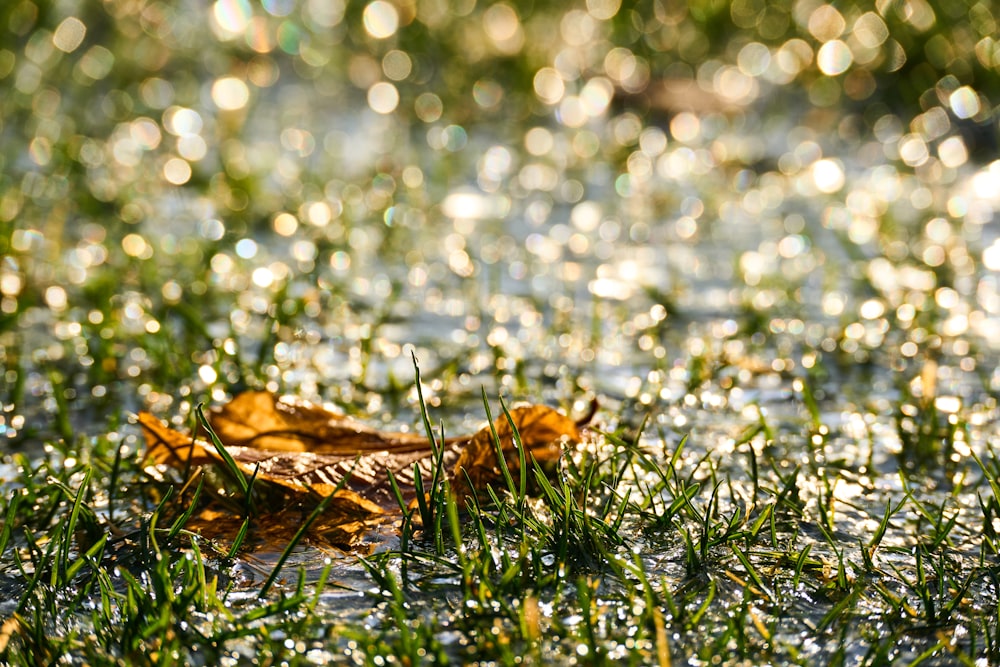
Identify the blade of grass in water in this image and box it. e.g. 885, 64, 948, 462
258, 485, 343, 598
195, 402, 259, 555
168, 476, 205, 539
498, 394, 528, 503
58, 467, 93, 574
480, 387, 526, 532
410, 351, 445, 531
196, 403, 249, 498
260, 453, 370, 596
0, 495, 20, 560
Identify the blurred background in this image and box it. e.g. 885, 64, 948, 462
1, 0, 998, 442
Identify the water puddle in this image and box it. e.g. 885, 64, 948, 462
3, 1, 1000, 664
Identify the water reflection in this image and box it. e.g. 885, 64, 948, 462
2, 0, 1000, 661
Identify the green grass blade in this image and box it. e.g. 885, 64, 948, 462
411, 461, 432, 528
259, 485, 342, 598
196, 403, 248, 498
59, 467, 94, 575
64, 534, 108, 582
411, 350, 440, 459
730, 544, 772, 601
793, 544, 813, 589
498, 395, 528, 503
260, 454, 368, 596
0, 494, 21, 560
411, 352, 445, 531
17, 529, 60, 613
481, 387, 518, 501
227, 516, 252, 558
168, 475, 204, 539
386, 467, 410, 515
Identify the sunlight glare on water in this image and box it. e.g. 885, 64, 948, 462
213, 0, 253, 35
363, 1, 399, 39
3, 0, 1000, 663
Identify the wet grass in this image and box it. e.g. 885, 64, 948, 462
2, 1, 999, 662
2, 355, 999, 666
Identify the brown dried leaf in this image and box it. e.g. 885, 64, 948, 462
0, 616, 22, 655
199, 443, 460, 511
139, 392, 590, 546
140, 410, 397, 547
208, 391, 440, 454
140, 411, 456, 511
139, 411, 216, 468
452, 404, 581, 499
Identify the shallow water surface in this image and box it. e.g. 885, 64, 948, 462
2, 1, 1000, 664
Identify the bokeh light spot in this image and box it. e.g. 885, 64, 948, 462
776, 39, 813, 77
164, 107, 203, 136
533, 67, 565, 105
816, 40, 852, 75
77, 45, 114, 80
235, 239, 257, 259
211, 77, 250, 110
949, 86, 980, 119
368, 81, 399, 114
937, 136, 967, 168
808, 5, 846, 42
29, 137, 51, 166
473, 79, 503, 108
898, 134, 928, 167
213, 0, 253, 35
252, 267, 275, 287
122, 234, 152, 258
670, 113, 700, 143
45, 286, 68, 311
580, 77, 613, 117
557, 96, 587, 128
483, 3, 522, 53
984, 241, 1000, 271
273, 212, 298, 236
525, 127, 554, 156
276, 21, 302, 54
198, 364, 218, 384
305, 201, 333, 226
414, 93, 443, 122
178, 135, 208, 161
53, 17, 86, 53
363, 1, 399, 39
586, 0, 621, 20
811, 159, 845, 193
737, 42, 771, 77
382, 50, 412, 81
262, 0, 295, 17
853, 12, 888, 48
163, 157, 192, 185
131, 118, 162, 150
